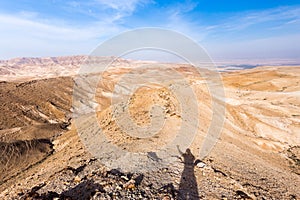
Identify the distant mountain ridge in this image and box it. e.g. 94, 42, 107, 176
0, 55, 153, 81
0, 56, 87, 81
1, 56, 299, 82
0, 56, 86, 67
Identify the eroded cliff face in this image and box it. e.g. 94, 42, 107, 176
0, 57, 299, 199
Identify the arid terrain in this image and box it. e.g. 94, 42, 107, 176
0, 56, 299, 199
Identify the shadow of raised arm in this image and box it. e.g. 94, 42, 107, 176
176, 145, 184, 156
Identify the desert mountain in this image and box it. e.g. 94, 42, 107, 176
0, 57, 299, 199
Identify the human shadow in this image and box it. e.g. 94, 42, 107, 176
177, 147, 200, 200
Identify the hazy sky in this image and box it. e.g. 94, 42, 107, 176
0, 0, 300, 62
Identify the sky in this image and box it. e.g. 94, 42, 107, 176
0, 0, 300, 63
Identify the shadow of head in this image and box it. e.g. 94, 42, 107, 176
186, 148, 191, 154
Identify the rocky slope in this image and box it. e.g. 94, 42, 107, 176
0, 57, 299, 199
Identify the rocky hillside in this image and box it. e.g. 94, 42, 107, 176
0, 57, 299, 199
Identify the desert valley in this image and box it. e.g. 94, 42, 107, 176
0, 56, 299, 199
